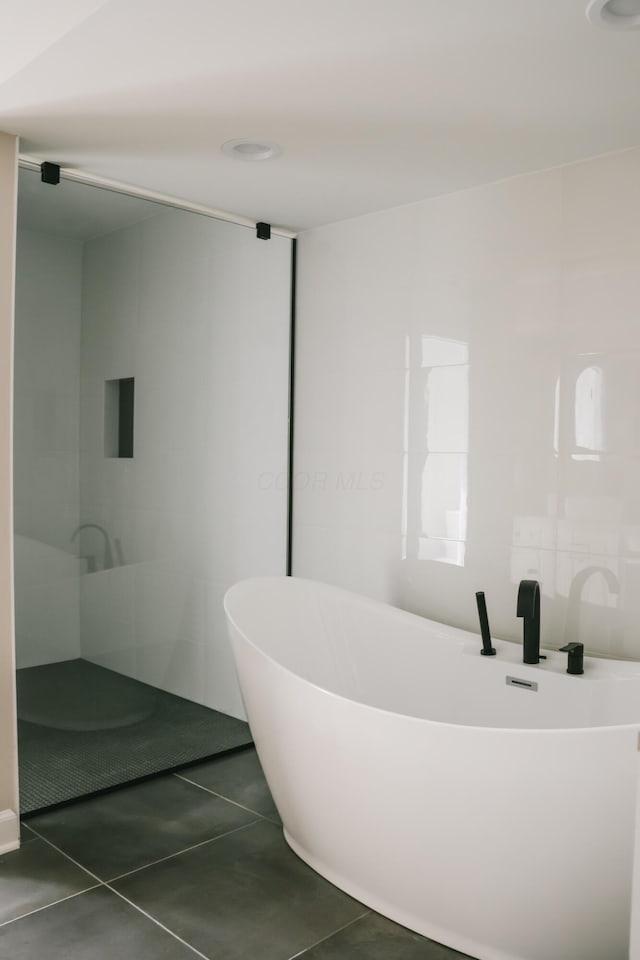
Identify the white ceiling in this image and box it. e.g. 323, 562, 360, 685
1, 0, 639, 232
0, 0, 110, 86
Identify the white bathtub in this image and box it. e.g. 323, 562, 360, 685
224, 576, 640, 960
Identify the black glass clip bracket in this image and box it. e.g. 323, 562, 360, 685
40, 162, 61, 185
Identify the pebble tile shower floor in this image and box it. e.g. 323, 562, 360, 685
0, 747, 474, 959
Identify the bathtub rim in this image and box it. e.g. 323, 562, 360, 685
224, 575, 640, 736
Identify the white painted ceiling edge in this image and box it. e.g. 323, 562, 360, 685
0, 0, 110, 86
2, 0, 640, 230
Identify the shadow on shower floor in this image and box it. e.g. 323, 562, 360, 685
17, 659, 252, 815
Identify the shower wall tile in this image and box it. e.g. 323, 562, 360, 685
13, 230, 83, 666
561, 148, 640, 262
13, 566, 82, 669
80, 210, 291, 717
294, 146, 640, 663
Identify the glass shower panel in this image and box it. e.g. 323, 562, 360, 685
14, 167, 291, 813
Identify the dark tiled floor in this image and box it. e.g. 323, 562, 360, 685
0, 886, 199, 960
29, 774, 258, 881
179, 747, 281, 822
0, 746, 473, 960
0, 837, 97, 925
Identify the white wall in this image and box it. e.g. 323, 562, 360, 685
13, 229, 82, 667
0, 131, 19, 852
79, 208, 291, 717
294, 147, 640, 659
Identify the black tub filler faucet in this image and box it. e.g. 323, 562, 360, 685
517, 579, 543, 665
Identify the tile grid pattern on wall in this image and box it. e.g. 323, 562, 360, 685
0, 747, 471, 960
293, 147, 640, 661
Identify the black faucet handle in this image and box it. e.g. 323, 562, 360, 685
559, 642, 584, 675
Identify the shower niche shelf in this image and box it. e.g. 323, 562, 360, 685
105, 376, 135, 458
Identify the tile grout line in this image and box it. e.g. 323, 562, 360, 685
106, 818, 263, 883
13, 824, 216, 959
20, 825, 105, 885
0, 885, 103, 930
0, 824, 106, 930
103, 885, 214, 960
9, 819, 371, 960
14, 800, 365, 960
285, 910, 371, 960
174, 772, 281, 824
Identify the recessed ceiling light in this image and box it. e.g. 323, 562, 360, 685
221, 139, 282, 161
586, 0, 640, 29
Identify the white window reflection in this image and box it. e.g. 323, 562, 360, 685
421, 454, 468, 538
419, 337, 469, 567
553, 377, 560, 455
422, 336, 468, 368
425, 365, 469, 453
574, 365, 604, 457
401, 335, 410, 560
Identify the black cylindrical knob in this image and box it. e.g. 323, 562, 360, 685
559, 642, 584, 675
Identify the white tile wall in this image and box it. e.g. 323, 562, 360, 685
13, 229, 83, 667
80, 208, 291, 717
294, 147, 640, 659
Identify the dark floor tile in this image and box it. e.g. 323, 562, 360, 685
0, 885, 197, 959
113, 819, 365, 960
19, 822, 37, 844
28, 773, 258, 881
0, 838, 96, 925
181, 746, 281, 822
301, 912, 474, 959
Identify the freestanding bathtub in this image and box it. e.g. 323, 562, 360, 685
224, 577, 640, 960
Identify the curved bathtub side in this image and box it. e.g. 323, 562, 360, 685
228, 619, 637, 960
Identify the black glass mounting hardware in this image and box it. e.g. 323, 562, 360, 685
475, 591, 496, 656
40, 162, 61, 185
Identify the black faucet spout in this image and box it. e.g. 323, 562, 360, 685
517, 579, 541, 664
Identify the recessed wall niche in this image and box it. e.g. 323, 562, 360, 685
104, 377, 135, 458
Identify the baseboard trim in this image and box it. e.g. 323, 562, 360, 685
0, 808, 19, 853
